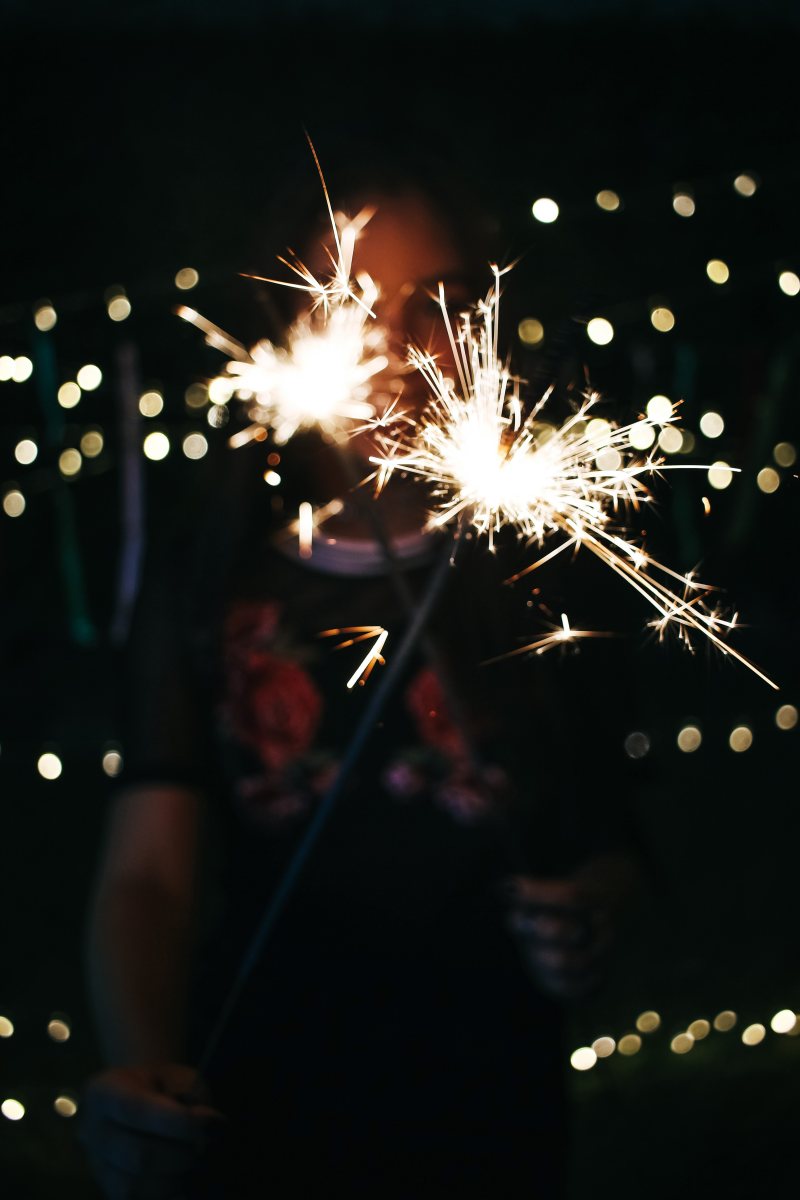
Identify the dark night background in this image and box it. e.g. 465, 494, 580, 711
1, 2, 798, 1196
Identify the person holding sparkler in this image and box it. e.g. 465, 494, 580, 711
82, 150, 644, 1199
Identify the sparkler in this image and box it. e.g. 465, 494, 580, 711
177, 139, 393, 446
372, 267, 778, 689
319, 625, 389, 688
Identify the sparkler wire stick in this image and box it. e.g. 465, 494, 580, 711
193, 533, 457, 1081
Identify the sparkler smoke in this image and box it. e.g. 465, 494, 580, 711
372, 267, 777, 689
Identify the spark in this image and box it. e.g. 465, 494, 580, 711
483, 612, 615, 663
372, 268, 777, 689
319, 626, 389, 688
297, 501, 314, 558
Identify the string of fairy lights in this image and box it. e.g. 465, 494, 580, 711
1, 165, 798, 1128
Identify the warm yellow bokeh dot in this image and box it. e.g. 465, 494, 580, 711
57, 381, 81, 409
59, 449, 82, 477
646, 395, 673, 424
77, 364, 102, 391
102, 750, 123, 777
2, 1099, 25, 1121
0, 1016, 14, 1038
80, 430, 104, 458
0, 355, 15, 381
617, 1034, 642, 1056
713, 1011, 737, 1032
518, 318, 544, 346
38, 753, 62, 780
770, 1010, 797, 1034
699, 411, 724, 439
2, 490, 25, 518
185, 382, 208, 409
658, 426, 683, 454
677, 725, 702, 753
778, 271, 800, 296
733, 174, 757, 197
12, 357, 33, 383
670, 1033, 694, 1054
532, 198, 559, 224
143, 432, 170, 461
54, 1095, 78, 1118
773, 442, 796, 468
650, 307, 675, 333
183, 433, 209, 461
636, 1011, 661, 1034
139, 390, 164, 418
775, 704, 798, 731
756, 467, 780, 494
729, 726, 753, 753
175, 267, 200, 290
47, 1019, 70, 1043
107, 295, 131, 322
592, 1036, 616, 1058
672, 193, 695, 218
629, 422, 656, 451
708, 462, 733, 490
595, 189, 621, 212
688, 1019, 710, 1041
14, 439, 37, 465
34, 304, 58, 331
587, 318, 614, 346
706, 260, 730, 285
570, 1047, 597, 1071
595, 446, 622, 472
741, 1023, 766, 1046
264, 470, 281, 487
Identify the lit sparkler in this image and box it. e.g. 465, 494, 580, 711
372, 267, 777, 688
177, 140, 393, 446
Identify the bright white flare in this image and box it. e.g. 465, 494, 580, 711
372, 269, 776, 688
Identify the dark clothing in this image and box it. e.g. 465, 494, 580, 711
120, 446, 638, 1197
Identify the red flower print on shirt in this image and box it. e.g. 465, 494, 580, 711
225, 650, 322, 774
405, 666, 470, 762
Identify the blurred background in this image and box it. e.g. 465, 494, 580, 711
1, 2, 798, 1195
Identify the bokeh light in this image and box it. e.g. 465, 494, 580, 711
570, 1047, 597, 1071
688, 1019, 710, 1041
646, 395, 673, 423
592, 1036, 616, 1058
107, 294, 131, 322
139, 390, 164, 418
624, 732, 651, 760
672, 192, 695, 217
770, 1010, 797, 1035
54, 1095, 78, 1118
76, 364, 102, 391
175, 267, 200, 290
2, 1099, 25, 1121
587, 318, 614, 345
47, 1018, 71, 1043
532, 198, 559, 224
775, 704, 798, 731
34, 303, 57, 331
37, 753, 62, 780
102, 750, 123, 777
143, 432, 170, 461
595, 189, 621, 211
713, 1011, 737, 1032
12, 357, 33, 383
518, 318, 544, 346
650, 307, 675, 333
670, 1032, 694, 1054
677, 725, 702, 753
778, 271, 800, 297
636, 1011, 661, 1034
80, 430, 104, 458
658, 426, 683, 454
707, 462, 733, 490
729, 726, 753, 753
756, 467, 780, 494
0, 1016, 14, 1038
58, 449, 82, 477
57, 382, 81, 409
617, 1034, 642, 1056
2, 490, 25, 518
733, 173, 757, 197
182, 433, 209, 460
629, 422, 656, 451
706, 259, 730, 285
14, 439, 37, 465
699, 411, 724, 439
741, 1023, 765, 1046
773, 442, 796, 468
